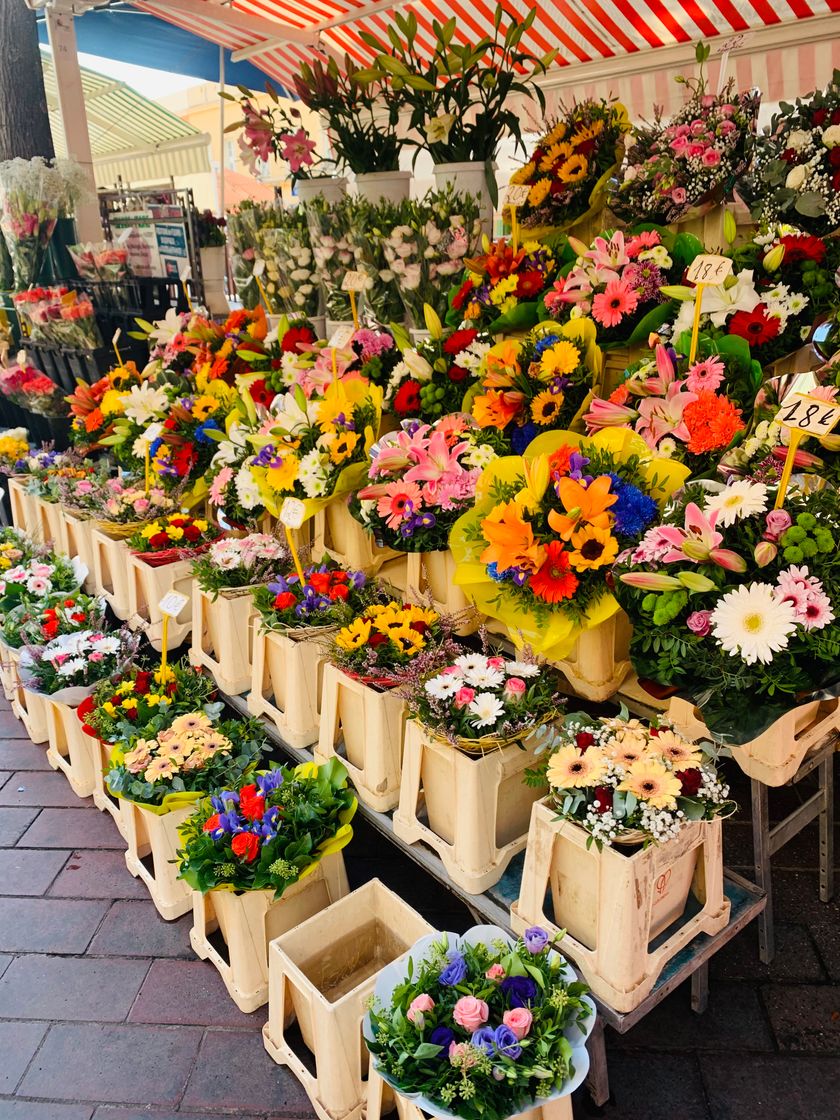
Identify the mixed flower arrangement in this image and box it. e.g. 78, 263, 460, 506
60, 475, 175, 529
329, 601, 457, 687
177, 759, 356, 897
0, 430, 30, 472
384, 319, 488, 423
19, 627, 138, 697
2, 594, 105, 651
0, 528, 35, 573
128, 513, 219, 560
191, 534, 289, 598
451, 236, 557, 335
0, 553, 84, 613
13, 286, 102, 351
528, 710, 732, 848
252, 562, 369, 633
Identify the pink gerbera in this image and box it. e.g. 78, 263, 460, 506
209, 466, 234, 505
801, 593, 835, 631
685, 356, 725, 393
591, 278, 640, 328
376, 480, 423, 529
625, 230, 661, 256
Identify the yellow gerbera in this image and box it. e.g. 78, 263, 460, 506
540, 340, 581, 379
531, 389, 565, 426
528, 178, 552, 208
558, 154, 589, 183
265, 453, 299, 492
653, 730, 703, 768
321, 429, 360, 465
100, 389, 127, 417
568, 525, 619, 571
335, 618, 372, 651
546, 745, 608, 790
619, 758, 682, 810
540, 141, 574, 172
571, 119, 605, 146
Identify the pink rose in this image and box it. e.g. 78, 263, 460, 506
407, 994, 435, 1024
764, 509, 792, 541
720, 104, 735, 117
448, 1042, 478, 1068
487, 656, 505, 669
686, 610, 712, 637
452, 996, 489, 1032
503, 1008, 533, 1040
671, 187, 687, 205
485, 963, 506, 981
701, 95, 716, 109
701, 148, 722, 167
691, 119, 707, 135
503, 677, 526, 697
718, 119, 737, 136
688, 142, 706, 158
454, 687, 475, 709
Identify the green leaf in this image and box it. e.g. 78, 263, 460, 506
413, 1042, 444, 1060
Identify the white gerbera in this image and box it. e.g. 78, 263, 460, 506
58, 656, 87, 677
91, 635, 121, 655
505, 661, 540, 678
710, 584, 798, 665
468, 692, 505, 729
464, 665, 505, 689
424, 674, 464, 699
454, 653, 489, 676
704, 481, 768, 527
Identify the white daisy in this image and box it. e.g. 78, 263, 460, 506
92, 635, 121, 655
454, 653, 488, 676
505, 661, 540, 678
424, 675, 464, 699
704, 481, 768, 527
464, 665, 505, 689
58, 657, 86, 677
235, 469, 262, 511
710, 584, 798, 665
468, 692, 506, 729
298, 449, 329, 499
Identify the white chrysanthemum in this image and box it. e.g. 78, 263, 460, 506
424, 674, 464, 699
298, 449, 329, 499
710, 584, 798, 665
704, 481, 768, 527
235, 468, 262, 511
505, 661, 540, 678
468, 692, 505, 729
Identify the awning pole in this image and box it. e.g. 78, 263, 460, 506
45, 6, 103, 241
219, 44, 225, 220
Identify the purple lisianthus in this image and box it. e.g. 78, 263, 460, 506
523, 926, 549, 954
470, 1027, 496, 1057
439, 951, 468, 987
429, 1025, 455, 1057
493, 1024, 522, 1060
500, 975, 537, 1009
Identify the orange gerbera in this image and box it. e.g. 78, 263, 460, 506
530, 541, 579, 603
683, 391, 745, 455
480, 501, 546, 574
472, 389, 525, 430
548, 474, 617, 540
84, 407, 104, 433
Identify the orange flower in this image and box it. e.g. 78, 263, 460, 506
683, 391, 745, 455
480, 501, 546, 574
472, 389, 525, 430
548, 474, 617, 540
249, 304, 268, 341
483, 340, 522, 387
84, 407, 104, 433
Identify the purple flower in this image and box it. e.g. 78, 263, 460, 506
439, 951, 468, 986
470, 1027, 496, 1056
257, 771, 284, 795
429, 1025, 455, 1057
267, 577, 289, 595
493, 1024, 522, 1060
500, 976, 537, 1008
350, 570, 366, 589
211, 790, 240, 813
219, 809, 241, 833
523, 926, 549, 954
253, 444, 277, 467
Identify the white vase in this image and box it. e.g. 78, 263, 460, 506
295, 176, 347, 206
432, 160, 497, 237
199, 245, 230, 317
354, 170, 412, 205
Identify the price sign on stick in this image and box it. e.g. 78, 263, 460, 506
279, 497, 307, 584
685, 256, 734, 366
775, 392, 840, 508
328, 324, 356, 351
157, 591, 189, 678
505, 184, 531, 208
112, 328, 123, 367
179, 265, 194, 313
139, 423, 163, 495
341, 271, 367, 329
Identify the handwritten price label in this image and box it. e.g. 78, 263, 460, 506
252, 258, 266, 278
328, 324, 356, 351
179, 264, 192, 283
341, 270, 368, 293
138, 422, 163, 448
778, 392, 840, 437
505, 184, 531, 208
686, 255, 733, 286
279, 496, 306, 529
158, 591, 189, 619
112, 327, 122, 346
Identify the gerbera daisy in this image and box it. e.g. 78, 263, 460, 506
540, 340, 581, 378
778, 233, 826, 264
376, 480, 423, 529
684, 356, 725, 393
568, 524, 619, 571
546, 744, 608, 789
729, 306, 781, 347
516, 270, 546, 299
591, 278, 639, 329
529, 541, 579, 603
531, 389, 565, 426
704, 481, 768, 527
603, 728, 650, 767
558, 154, 589, 183
468, 692, 506, 729
710, 583, 798, 665
653, 729, 703, 768
618, 758, 682, 810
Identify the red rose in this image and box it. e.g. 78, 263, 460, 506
676, 768, 703, 797
393, 378, 422, 416
593, 786, 613, 814
812, 109, 828, 126
273, 591, 297, 610
231, 831, 260, 862
238, 784, 265, 821
170, 517, 189, 528
134, 671, 152, 694
443, 329, 478, 355
149, 532, 170, 549
575, 731, 595, 751
203, 813, 221, 833
410, 620, 429, 635
308, 572, 332, 594
780, 148, 797, 164
451, 279, 474, 312
832, 108, 840, 125
167, 681, 178, 696
331, 571, 349, 583
328, 583, 349, 601
183, 524, 201, 543
124, 708, 137, 722
447, 364, 469, 383
163, 418, 177, 430
830, 148, 840, 168
833, 170, 840, 192
368, 631, 388, 646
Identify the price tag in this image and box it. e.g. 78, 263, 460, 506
158, 591, 189, 618
279, 496, 306, 529
112, 327, 122, 346
138, 422, 163, 448
341, 270, 368, 293
253, 259, 266, 278
505, 184, 531, 208
179, 264, 192, 283
686, 255, 733, 286
778, 392, 840, 437
328, 324, 356, 350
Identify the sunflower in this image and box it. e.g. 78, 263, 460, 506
541, 141, 574, 172
531, 389, 565, 426
321, 429, 360, 465
510, 161, 535, 185
540, 340, 581, 379
335, 618, 372, 651
568, 524, 619, 571
390, 626, 426, 656
547, 744, 608, 790
653, 730, 703, 768
619, 758, 682, 810
558, 154, 589, 183
544, 121, 567, 146
528, 178, 552, 207
571, 119, 605, 146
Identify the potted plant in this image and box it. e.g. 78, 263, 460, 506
394, 651, 561, 893
196, 208, 230, 316
512, 711, 732, 1011
190, 533, 289, 696
177, 759, 356, 1011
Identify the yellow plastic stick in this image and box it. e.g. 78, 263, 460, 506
774, 429, 804, 510
160, 613, 170, 680
332, 347, 338, 381
349, 289, 359, 330
510, 205, 519, 254
688, 283, 705, 365
254, 273, 273, 313
144, 444, 151, 496
181, 281, 194, 313
284, 524, 306, 586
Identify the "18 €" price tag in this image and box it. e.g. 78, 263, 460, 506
778, 392, 840, 437
685, 254, 733, 286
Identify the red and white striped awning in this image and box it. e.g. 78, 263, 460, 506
130, 0, 840, 116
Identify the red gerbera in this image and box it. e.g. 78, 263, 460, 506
778, 234, 827, 264
451, 279, 475, 312
281, 324, 316, 354
393, 378, 422, 416
728, 306, 781, 347
248, 378, 273, 406
516, 271, 545, 299
443, 329, 478, 355
529, 541, 579, 604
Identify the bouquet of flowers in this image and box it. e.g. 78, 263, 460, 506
0, 527, 38, 573
405, 651, 561, 750
383, 319, 489, 423
19, 627, 139, 700
0, 157, 70, 287
59, 475, 175, 536
353, 416, 497, 552
0, 430, 30, 473
328, 601, 458, 688
2, 593, 105, 651
511, 100, 630, 234
584, 339, 758, 478
106, 711, 265, 809
15, 287, 103, 351
545, 228, 701, 346
177, 759, 357, 898
192, 534, 289, 599
353, 198, 407, 326
128, 513, 220, 565
146, 387, 237, 485
66, 364, 145, 451
252, 562, 370, 634
451, 237, 557, 334
450, 429, 689, 662
739, 70, 840, 236
470, 320, 602, 455
530, 710, 732, 847
0, 553, 85, 614
610, 45, 759, 226
0, 357, 66, 418
305, 195, 366, 321
257, 213, 320, 319
196, 209, 226, 248
614, 480, 840, 740
365, 926, 593, 1120
68, 241, 130, 283
20, 449, 92, 500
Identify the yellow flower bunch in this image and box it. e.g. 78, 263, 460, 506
334, 601, 440, 662
100, 389, 128, 418
0, 435, 29, 461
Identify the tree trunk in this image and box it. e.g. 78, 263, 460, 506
0, 0, 55, 161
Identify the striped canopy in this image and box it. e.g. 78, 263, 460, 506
128, 0, 840, 116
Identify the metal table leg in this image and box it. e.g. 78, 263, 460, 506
690, 961, 709, 1014
751, 777, 774, 964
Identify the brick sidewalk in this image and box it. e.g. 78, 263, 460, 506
1, 690, 839, 1118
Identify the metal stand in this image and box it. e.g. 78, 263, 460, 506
750, 738, 835, 964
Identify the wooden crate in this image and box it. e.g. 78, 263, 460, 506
189, 851, 350, 1012
45, 696, 97, 798
315, 664, 406, 812
14, 684, 50, 745
511, 801, 730, 1012
393, 719, 547, 894
600, 344, 649, 397
262, 879, 434, 1120
366, 1066, 574, 1120
378, 550, 478, 634
122, 799, 199, 920
552, 611, 632, 702
36, 497, 69, 554
8, 477, 37, 534
668, 695, 840, 787
248, 630, 329, 749
190, 586, 256, 696
64, 513, 97, 593
127, 555, 194, 651
0, 639, 18, 703
314, 501, 397, 576
91, 530, 133, 620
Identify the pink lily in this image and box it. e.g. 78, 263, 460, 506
642, 345, 678, 396
657, 503, 747, 570
582, 231, 631, 271
636, 383, 696, 447
583, 396, 639, 434
404, 430, 470, 497
619, 572, 684, 591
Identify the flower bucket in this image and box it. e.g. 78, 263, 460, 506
0, 638, 18, 703
315, 663, 406, 812
64, 512, 97, 593
89, 731, 128, 839
127, 554, 194, 652
667, 695, 840, 787
355, 171, 412, 205
92, 530, 133, 620
44, 695, 97, 798
296, 176, 348, 205
600, 343, 649, 397
315, 501, 397, 576
262, 879, 434, 1120
190, 585, 256, 696
511, 802, 729, 1013
15, 683, 49, 745
393, 720, 549, 895
189, 850, 350, 1013
379, 550, 478, 635
433, 161, 496, 238
550, 611, 632, 703
8, 477, 37, 533
199, 245, 230, 317
36, 496, 68, 554
121, 797, 201, 920
248, 629, 330, 749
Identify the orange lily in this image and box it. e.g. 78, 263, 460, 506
548, 475, 617, 540
480, 501, 546, 574
472, 389, 525, 430
483, 339, 522, 387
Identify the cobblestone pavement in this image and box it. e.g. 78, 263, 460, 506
1, 693, 838, 1119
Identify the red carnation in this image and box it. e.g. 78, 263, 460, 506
231, 831, 260, 862
447, 364, 469, 383
676, 768, 703, 797
576, 731, 595, 751
451, 279, 475, 311
273, 591, 297, 610
443, 329, 478, 355
728, 306, 781, 347
42, 620, 59, 639
203, 813, 221, 833
593, 786, 613, 814
281, 325, 316, 354
183, 524, 201, 543
393, 378, 422, 416
238, 784, 265, 822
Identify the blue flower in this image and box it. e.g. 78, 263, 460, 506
533, 334, 561, 359
523, 926, 549, 954
267, 576, 289, 595
257, 771, 284, 795
438, 951, 468, 986
510, 422, 538, 455
493, 1024, 522, 1060
429, 1026, 455, 1058
350, 570, 367, 589
609, 476, 657, 538
500, 975, 537, 1008
471, 1027, 496, 1057
195, 419, 221, 444
253, 444, 276, 467
219, 809, 241, 833
211, 790, 240, 813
